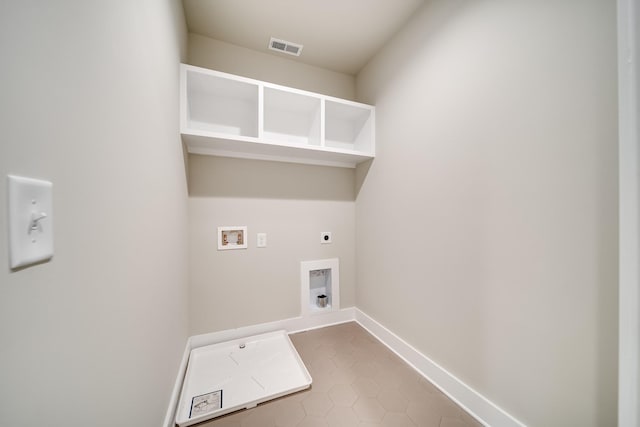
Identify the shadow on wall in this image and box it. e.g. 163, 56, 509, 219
356, 0, 473, 105
187, 154, 356, 201
355, 158, 373, 197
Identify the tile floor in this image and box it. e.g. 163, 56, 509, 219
195, 322, 483, 427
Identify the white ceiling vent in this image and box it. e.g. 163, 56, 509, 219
268, 37, 303, 57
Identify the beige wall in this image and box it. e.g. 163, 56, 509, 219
356, 1, 618, 426
185, 34, 358, 335
0, 1, 189, 426
188, 33, 356, 100
188, 155, 356, 335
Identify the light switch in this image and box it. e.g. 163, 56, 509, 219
257, 233, 267, 248
8, 175, 53, 269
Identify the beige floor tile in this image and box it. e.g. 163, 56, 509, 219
399, 377, 438, 401
301, 392, 333, 416
284, 389, 310, 403
406, 400, 442, 427
325, 365, 358, 385
353, 397, 387, 422
272, 400, 305, 426
332, 350, 358, 368
418, 377, 443, 394
308, 356, 337, 376
289, 331, 321, 349
382, 411, 418, 426
297, 415, 329, 427
377, 388, 409, 412
440, 416, 473, 427
328, 383, 359, 406
460, 411, 484, 427
351, 360, 380, 378
312, 344, 338, 360
306, 372, 333, 393
325, 405, 361, 426
188, 322, 482, 427
426, 393, 466, 419
375, 366, 409, 389
239, 405, 276, 427
352, 377, 381, 398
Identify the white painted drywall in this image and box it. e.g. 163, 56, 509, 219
187, 155, 356, 335
188, 33, 356, 100
618, 0, 640, 425
185, 34, 358, 336
356, 1, 618, 426
0, 1, 189, 426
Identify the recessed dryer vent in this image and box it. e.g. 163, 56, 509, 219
268, 37, 303, 56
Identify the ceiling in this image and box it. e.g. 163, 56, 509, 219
182, 0, 426, 76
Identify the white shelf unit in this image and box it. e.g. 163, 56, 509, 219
180, 64, 375, 168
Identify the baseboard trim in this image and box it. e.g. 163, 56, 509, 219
164, 307, 525, 427
162, 341, 191, 427
189, 307, 356, 349
355, 309, 526, 427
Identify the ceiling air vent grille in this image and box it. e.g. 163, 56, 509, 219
269, 37, 303, 57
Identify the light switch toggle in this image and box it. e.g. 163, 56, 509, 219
30, 212, 48, 233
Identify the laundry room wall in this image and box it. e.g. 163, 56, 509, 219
186, 34, 357, 335
355, 0, 618, 426
0, 1, 189, 426
189, 33, 355, 100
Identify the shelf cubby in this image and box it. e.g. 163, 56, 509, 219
263, 87, 321, 147
185, 69, 259, 138
324, 100, 374, 153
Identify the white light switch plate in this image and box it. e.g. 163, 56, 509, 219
257, 233, 267, 248
8, 175, 53, 269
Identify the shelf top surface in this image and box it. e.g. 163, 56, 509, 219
182, 63, 374, 110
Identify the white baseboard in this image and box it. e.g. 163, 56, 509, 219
162, 342, 191, 427
355, 309, 525, 427
189, 307, 356, 349
164, 307, 525, 427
